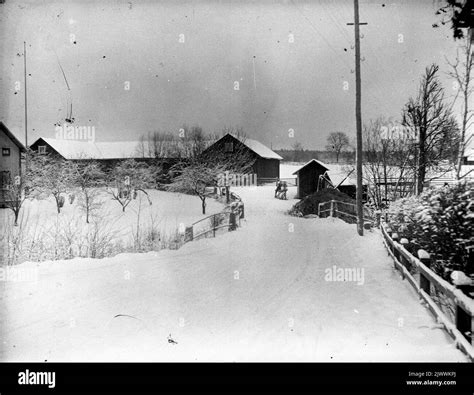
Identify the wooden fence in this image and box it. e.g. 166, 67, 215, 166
183, 194, 244, 244
257, 177, 298, 186
318, 200, 376, 226
380, 222, 474, 361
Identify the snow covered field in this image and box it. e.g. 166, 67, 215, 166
0, 190, 224, 262
0, 185, 467, 362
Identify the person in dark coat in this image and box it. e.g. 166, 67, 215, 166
275, 178, 281, 197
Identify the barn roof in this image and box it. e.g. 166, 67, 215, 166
38, 137, 102, 159
292, 159, 330, 175
32, 138, 195, 160
0, 122, 26, 151
230, 134, 283, 160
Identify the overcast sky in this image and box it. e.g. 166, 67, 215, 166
0, 0, 468, 149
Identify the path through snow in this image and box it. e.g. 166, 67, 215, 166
0, 186, 467, 361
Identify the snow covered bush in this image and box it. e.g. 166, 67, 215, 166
387, 183, 474, 279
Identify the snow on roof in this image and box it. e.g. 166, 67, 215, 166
292, 161, 359, 186
37, 138, 187, 160
292, 159, 330, 175
95, 141, 149, 159
325, 164, 357, 186
0, 122, 26, 151
41, 138, 102, 159
232, 134, 283, 160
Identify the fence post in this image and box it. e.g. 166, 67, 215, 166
330, 200, 334, 217
455, 306, 474, 344
417, 249, 430, 267
415, 249, 431, 298
375, 210, 381, 228
226, 186, 230, 204
229, 212, 237, 231
185, 226, 193, 242
400, 238, 410, 270
318, 204, 321, 217
391, 232, 400, 272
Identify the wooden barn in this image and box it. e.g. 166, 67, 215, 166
201, 133, 282, 179
293, 159, 330, 199
0, 122, 26, 207
29, 137, 184, 172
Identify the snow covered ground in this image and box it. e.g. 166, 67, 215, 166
0, 185, 467, 362
0, 190, 224, 262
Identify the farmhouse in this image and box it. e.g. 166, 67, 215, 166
202, 133, 282, 179
0, 122, 26, 207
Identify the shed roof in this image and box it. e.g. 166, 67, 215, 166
292, 159, 330, 175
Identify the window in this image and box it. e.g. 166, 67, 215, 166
2, 148, 10, 156
38, 145, 47, 154
224, 142, 234, 153
0, 171, 11, 188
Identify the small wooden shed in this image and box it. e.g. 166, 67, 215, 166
293, 159, 330, 199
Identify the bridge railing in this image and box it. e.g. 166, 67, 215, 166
182, 193, 244, 244
318, 200, 376, 226
380, 222, 474, 361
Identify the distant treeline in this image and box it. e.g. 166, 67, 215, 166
274, 149, 355, 164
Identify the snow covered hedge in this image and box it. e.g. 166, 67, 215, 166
387, 183, 474, 280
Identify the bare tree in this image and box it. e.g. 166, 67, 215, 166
326, 132, 350, 163
72, 160, 104, 223
402, 64, 460, 194
105, 159, 153, 212
4, 175, 29, 226
363, 118, 416, 207
168, 162, 227, 214
291, 141, 304, 162
446, 37, 474, 179
28, 151, 74, 213
180, 125, 208, 159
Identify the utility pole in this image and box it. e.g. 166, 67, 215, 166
23, 41, 28, 149
347, 0, 367, 236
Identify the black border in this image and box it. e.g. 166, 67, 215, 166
0, 362, 473, 394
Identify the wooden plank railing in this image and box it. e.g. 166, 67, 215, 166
318, 200, 377, 226
183, 193, 245, 244
380, 222, 474, 361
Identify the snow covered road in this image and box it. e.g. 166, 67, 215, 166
0, 186, 468, 361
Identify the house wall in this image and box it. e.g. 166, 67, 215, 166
0, 131, 21, 178
0, 130, 22, 207
296, 163, 326, 198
